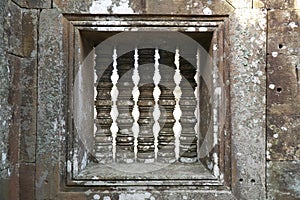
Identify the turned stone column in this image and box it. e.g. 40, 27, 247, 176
94, 65, 113, 163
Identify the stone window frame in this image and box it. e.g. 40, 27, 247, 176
63, 14, 230, 188
45, 12, 266, 199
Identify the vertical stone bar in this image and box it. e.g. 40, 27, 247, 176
132, 48, 140, 160
195, 48, 201, 160
173, 48, 182, 160
179, 51, 198, 163
158, 50, 176, 163
94, 63, 113, 163
137, 49, 155, 163
111, 48, 119, 161
153, 49, 161, 160
116, 51, 135, 163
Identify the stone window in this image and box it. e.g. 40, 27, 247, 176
66, 15, 229, 187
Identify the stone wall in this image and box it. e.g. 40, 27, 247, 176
0, 0, 299, 199
265, 1, 300, 199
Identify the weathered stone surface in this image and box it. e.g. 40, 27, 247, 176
78, 190, 236, 200
7, 54, 21, 200
267, 0, 300, 9
0, 4, 11, 199
226, 0, 252, 8
20, 163, 35, 200
267, 115, 300, 160
228, 9, 266, 199
36, 8, 65, 199
12, 0, 51, 8
4, 1, 22, 56
4, 1, 38, 57
0, 0, 5, 46
253, 0, 266, 8
267, 55, 299, 106
7, 54, 37, 163
268, 10, 300, 56
145, 0, 234, 15
0, 0, 300, 198
53, 0, 234, 15
267, 161, 300, 199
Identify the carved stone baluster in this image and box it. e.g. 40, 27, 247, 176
94, 65, 113, 163
116, 51, 135, 163
137, 49, 155, 163
173, 48, 182, 161
111, 48, 119, 161
157, 50, 176, 163
132, 48, 140, 161
179, 55, 198, 163
153, 49, 161, 161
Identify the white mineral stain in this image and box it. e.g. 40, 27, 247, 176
213, 44, 218, 51
203, 7, 212, 15
67, 160, 72, 173
213, 153, 220, 177
90, 0, 112, 14
198, 27, 208, 32
273, 133, 279, 139
119, 192, 151, 200
289, 22, 298, 29
90, 0, 134, 14
281, 127, 288, 131
186, 27, 196, 31
2, 152, 6, 165
93, 194, 100, 200
269, 84, 276, 89
272, 52, 278, 57
112, 0, 134, 14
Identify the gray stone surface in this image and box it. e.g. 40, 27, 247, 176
0, 0, 299, 199
7, 54, 37, 163
12, 0, 51, 8
53, 0, 234, 15
229, 9, 267, 199
0, 0, 11, 180
0, 1, 11, 200
267, 161, 300, 199
268, 10, 300, 56
267, 0, 300, 9
4, 0, 38, 57
36, 8, 65, 199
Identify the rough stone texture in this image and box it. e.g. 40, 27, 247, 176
53, 0, 234, 15
267, 161, 300, 199
226, 0, 252, 8
0, 1, 11, 200
79, 190, 236, 200
253, 0, 266, 8
1, 0, 300, 199
267, 115, 300, 160
7, 54, 37, 163
145, 0, 234, 15
267, 55, 299, 106
268, 10, 300, 56
12, 0, 51, 8
20, 163, 35, 200
267, 0, 300, 9
266, 1, 300, 199
229, 9, 267, 199
36, 8, 65, 200
4, 0, 38, 58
